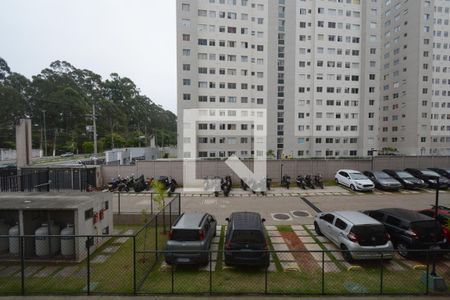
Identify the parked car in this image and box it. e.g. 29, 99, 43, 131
418, 206, 450, 248
404, 168, 450, 189
364, 208, 445, 257
428, 168, 450, 181
362, 171, 402, 191
314, 211, 393, 262
383, 169, 427, 190
164, 212, 217, 265
334, 169, 375, 192
224, 212, 270, 268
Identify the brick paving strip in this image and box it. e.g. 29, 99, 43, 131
0, 265, 20, 277
280, 231, 320, 272
33, 266, 60, 278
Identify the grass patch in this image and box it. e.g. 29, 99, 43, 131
277, 225, 293, 233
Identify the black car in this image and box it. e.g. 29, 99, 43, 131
224, 212, 270, 268
428, 168, 450, 181
383, 169, 426, 190
364, 208, 445, 257
363, 171, 402, 191
404, 168, 450, 189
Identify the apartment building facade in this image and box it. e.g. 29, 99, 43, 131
177, 0, 450, 159
379, 0, 450, 156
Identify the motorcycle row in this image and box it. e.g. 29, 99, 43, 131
203, 176, 233, 197
280, 174, 324, 190
108, 175, 178, 193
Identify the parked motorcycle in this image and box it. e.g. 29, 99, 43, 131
266, 178, 272, 191
158, 176, 178, 194
296, 175, 306, 189
314, 174, 324, 189
281, 175, 291, 189
221, 176, 232, 197
240, 178, 249, 191
305, 175, 315, 189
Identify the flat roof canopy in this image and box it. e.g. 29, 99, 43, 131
0, 192, 111, 210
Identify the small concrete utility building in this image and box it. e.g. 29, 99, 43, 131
0, 192, 113, 261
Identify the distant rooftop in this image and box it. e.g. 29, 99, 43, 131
0, 192, 111, 210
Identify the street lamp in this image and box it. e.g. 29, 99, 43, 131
423, 175, 448, 292
42, 110, 47, 157
370, 148, 378, 171
280, 163, 284, 183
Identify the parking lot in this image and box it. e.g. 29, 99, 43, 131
177, 186, 450, 225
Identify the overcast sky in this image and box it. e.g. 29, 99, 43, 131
0, 0, 177, 113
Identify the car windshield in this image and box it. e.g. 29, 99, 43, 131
374, 172, 391, 179
171, 229, 200, 241
421, 170, 440, 177
350, 173, 368, 180
231, 230, 265, 244
397, 171, 414, 179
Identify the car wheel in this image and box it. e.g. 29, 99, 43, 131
314, 222, 323, 236
397, 242, 409, 258
350, 184, 356, 191
341, 245, 353, 263
335, 178, 340, 185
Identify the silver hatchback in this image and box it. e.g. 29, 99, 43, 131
314, 211, 394, 262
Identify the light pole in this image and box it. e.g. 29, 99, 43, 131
280, 163, 284, 183
42, 110, 47, 157
431, 176, 440, 277
92, 103, 97, 156
370, 148, 378, 170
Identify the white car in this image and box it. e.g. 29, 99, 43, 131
335, 169, 374, 191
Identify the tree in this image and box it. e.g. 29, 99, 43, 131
0, 59, 177, 153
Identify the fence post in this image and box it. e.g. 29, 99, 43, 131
151, 193, 153, 215
87, 239, 91, 296
321, 251, 325, 295
155, 215, 158, 260
133, 236, 137, 295
426, 250, 430, 295
118, 192, 121, 215
171, 251, 174, 294
20, 236, 25, 296
209, 250, 213, 295
169, 201, 172, 226
264, 256, 268, 295
379, 253, 384, 295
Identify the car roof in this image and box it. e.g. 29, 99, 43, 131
333, 211, 381, 225
421, 206, 450, 216
376, 208, 434, 222
338, 169, 362, 174
230, 212, 263, 230
172, 212, 207, 229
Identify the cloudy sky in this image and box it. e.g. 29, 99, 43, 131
0, 0, 177, 113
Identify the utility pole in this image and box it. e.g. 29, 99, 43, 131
92, 103, 97, 156
42, 110, 47, 157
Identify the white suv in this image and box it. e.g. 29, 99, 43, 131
335, 169, 374, 191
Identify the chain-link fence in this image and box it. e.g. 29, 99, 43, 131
0, 239, 449, 296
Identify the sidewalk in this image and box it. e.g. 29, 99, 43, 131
1, 296, 449, 300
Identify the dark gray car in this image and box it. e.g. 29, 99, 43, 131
164, 212, 217, 265
363, 171, 402, 191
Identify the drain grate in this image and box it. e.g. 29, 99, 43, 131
291, 210, 311, 218
271, 213, 292, 221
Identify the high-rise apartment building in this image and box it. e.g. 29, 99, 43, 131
379, 0, 450, 156
177, 0, 450, 159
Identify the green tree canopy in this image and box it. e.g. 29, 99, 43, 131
0, 58, 177, 152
